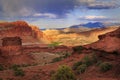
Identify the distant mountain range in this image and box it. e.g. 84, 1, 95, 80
41, 22, 120, 31
70, 22, 105, 28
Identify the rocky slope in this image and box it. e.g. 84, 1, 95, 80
85, 27, 120, 53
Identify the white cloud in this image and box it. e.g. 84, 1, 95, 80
84, 15, 107, 20
76, 0, 95, 3
33, 13, 57, 18
87, 1, 119, 9
78, 15, 109, 21
76, 0, 119, 9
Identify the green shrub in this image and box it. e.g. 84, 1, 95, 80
63, 53, 71, 58
82, 55, 93, 67
99, 62, 112, 72
51, 65, 76, 80
76, 64, 87, 74
96, 60, 103, 66
51, 57, 62, 63
10, 64, 20, 70
52, 53, 71, 63
90, 53, 98, 63
21, 64, 31, 67
72, 61, 83, 70
11, 64, 25, 76
73, 46, 84, 53
0, 64, 4, 71
48, 42, 61, 49
14, 68, 25, 76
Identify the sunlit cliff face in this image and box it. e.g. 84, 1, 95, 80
43, 27, 118, 46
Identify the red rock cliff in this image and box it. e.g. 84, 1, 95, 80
0, 21, 32, 37
85, 27, 120, 53
0, 21, 46, 45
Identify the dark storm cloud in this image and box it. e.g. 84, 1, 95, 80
0, 0, 75, 17
87, 6, 117, 9
0, 0, 35, 17
0, 0, 119, 18
32, 0, 75, 15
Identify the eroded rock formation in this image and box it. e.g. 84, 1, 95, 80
0, 21, 47, 45
85, 27, 120, 53
0, 37, 34, 65
1, 37, 22, 57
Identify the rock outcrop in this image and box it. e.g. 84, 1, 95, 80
85, 27, 120, 53
1, 37, 22, 57
0, 37, 34, 65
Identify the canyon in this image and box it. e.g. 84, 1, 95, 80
0, 21, 119, 80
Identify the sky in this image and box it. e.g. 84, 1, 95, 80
0, 0, 120, 29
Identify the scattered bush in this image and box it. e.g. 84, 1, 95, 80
21, 64, 31, 67
82, 55, 93, 67
73, 46, 84, 53
72, 61, 83, 70
51, 65, 76, 80
76, 64, 87, 74
51, 57, 62, 63
90, 53, 98, 63
99, 62, 112, 72
48, 42, 61, 49
10, 64, 20, 70
96, 60, 103, 66
11, 64, 25, 76
52, 53, 71, 63
0, 64, 4, 71
14, 68, 25, 76
63, 53, 71, 58
72, 54, 98, 74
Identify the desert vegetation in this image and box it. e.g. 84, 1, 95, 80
51, 65, 76, 80
73, 46, 84, 53
72, 53, 99, 74
11, 64, 25, 76
48, 42, 62, 49
51, 52, 72, 63
99, 62, 112, 72
0, 64, 4, 71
